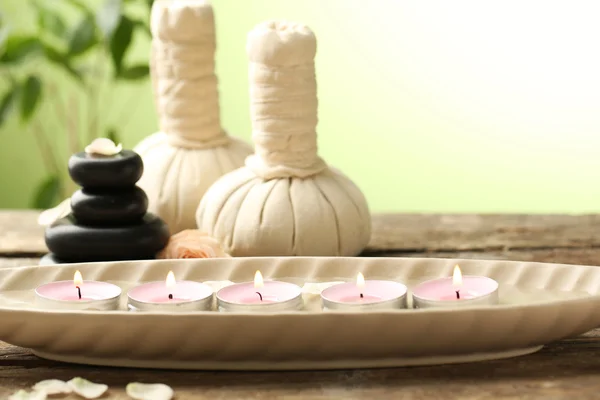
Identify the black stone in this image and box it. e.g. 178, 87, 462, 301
45, 213, 170, 262
71, 186, 148, 225
68, 150, 143, 189
40, 252, 161, 265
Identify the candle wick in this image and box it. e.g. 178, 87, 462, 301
455, 290, 460, 300
256, 291, 263, 301
76, 286, 81, 300
360, 293, 364, 299
168, 294, 173, 300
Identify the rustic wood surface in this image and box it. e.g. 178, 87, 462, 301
2, 210, 600, 399
0, 210, 45, 255
5, 210, 600, 256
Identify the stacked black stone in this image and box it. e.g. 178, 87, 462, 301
42, 150, 170, 264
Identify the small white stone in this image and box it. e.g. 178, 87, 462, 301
84, 138, 123, 156
32, 379, 72, 395
37, 198, 71, 226
126, 383, 174, 400
8, 390, 46, 400
67, 378, 108, 399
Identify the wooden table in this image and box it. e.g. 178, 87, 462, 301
2, 211, 600, 399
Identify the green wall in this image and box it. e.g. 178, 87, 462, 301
2, 0, 600, 213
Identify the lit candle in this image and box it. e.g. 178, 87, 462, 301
216, 270, 303, 312
35, 270, 121, 311
127, 271, 213, 312
320, 273, 408, 311
412, 265, 499, 308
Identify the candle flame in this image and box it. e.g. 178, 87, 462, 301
453, 265, 463, 287
356, 272, 365, 289
166, 271, 176, 289
74, 270, 83, 287
254, 270, 264, 289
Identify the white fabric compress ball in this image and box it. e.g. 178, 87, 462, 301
135, 0, 252, 233
196, 21, 371, 256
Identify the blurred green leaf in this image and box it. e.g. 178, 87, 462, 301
43, 43, 84, 83
118, 64, 149, 80
146, 0, 154, 9
32, 175, 62, 209
68, 14, 97, 56
132, 19, 151, 37
106, 127, 119, 143
97, 0, 122, 39
0, 85, 19, 128
110, 16, 134, 74
20, 76, 42, 122
64, 0, 91, 12
0, 12, 7, 44
42, 43, 62, 61
0, 36, 41, 64
36, 5, 67, 38
0, 26, 9, 50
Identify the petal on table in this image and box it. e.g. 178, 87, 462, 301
8, 390, 46, 400
67, 378, 108, 399
126, 383, 174, 400
33, 379, 72, 395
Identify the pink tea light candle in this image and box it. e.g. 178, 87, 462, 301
321, 273, 408, 311
35, 270, 121, 311
127, 271, 213, 312
216, 271, 303, 312
412, 265, 499, 309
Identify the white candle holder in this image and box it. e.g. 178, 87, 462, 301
412, 275, 499, 309
216, 281, 304, 312
127, 281, 213, 312
321, 280, 408, 311
35, 281, 121, 311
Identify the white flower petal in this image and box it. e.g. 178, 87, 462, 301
37, 199, 71, 226
84, 138, 122, 156
8, 390, 46, 400
32, 379, 72, 395
126, 383, 174, 400
67, 378, 108, 399
302, 282, 345, 295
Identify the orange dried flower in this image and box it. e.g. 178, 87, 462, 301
157, 230, 230, 259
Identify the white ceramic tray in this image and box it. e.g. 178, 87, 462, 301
0, 257, 599, 370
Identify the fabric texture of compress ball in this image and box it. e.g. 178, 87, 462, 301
135, 0, 252, 234
196, 20, 371, 256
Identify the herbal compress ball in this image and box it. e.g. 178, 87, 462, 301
134, 0, 252, 233
196, 21, 371, 256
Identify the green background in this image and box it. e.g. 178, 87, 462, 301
2, 0, 600, 213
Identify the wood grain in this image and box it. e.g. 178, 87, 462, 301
368, 213, 600, 252
3, 211, 600, 398
6, 210, 600, 256
0, 210, 45, 255
1, 335, 600, 400
384, 248, 600, 266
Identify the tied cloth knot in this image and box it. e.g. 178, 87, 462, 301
151, 37, 225, 148
245, 62, 327, 179
166, 130, 231, 150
